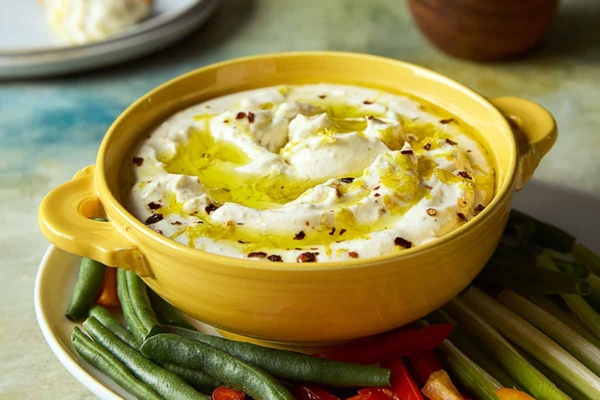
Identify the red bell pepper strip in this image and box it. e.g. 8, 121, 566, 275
211, 387, 245, 400
383, 359, 424, 400
348, 388, 396, 400
408, 350, 444, 384
315, 324, 452, 365
291, 385, 340, 400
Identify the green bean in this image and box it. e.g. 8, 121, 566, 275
573, 244, 600, 276
71, 327, 162, 400
117, 268, 144, 346
509, 210, 576, 252
89, 305, 137, 349
164, 325, 391, 387
84, 317, 206, 400
125, 271, 162, 340
477, 258, 590, 295
142, 333, 295, 400
553, 259, 590, 279
148, 289, 197, 331
163, 362, 223, 394
66, 258, 106, 322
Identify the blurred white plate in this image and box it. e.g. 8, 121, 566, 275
0, 0, 220, 78
34, 180, 599, 399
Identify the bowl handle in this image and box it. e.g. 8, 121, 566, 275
38, 165, 152, 277
489, 97, 557, 191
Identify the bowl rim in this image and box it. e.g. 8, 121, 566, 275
97, 51, 517, 272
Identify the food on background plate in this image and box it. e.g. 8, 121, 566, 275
65, 209, 600, 399
127, 84, 495, 263
42, 0, 153, 44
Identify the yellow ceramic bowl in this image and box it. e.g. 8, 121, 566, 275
38, 52, 556, 344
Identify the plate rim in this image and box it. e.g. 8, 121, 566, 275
34, 245, 124, 400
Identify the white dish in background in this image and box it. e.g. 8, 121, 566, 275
34, 179, 600, 399
0, 0, 220, 79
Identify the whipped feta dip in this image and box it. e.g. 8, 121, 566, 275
127, 84, 495, 263
44, 0, 152, 44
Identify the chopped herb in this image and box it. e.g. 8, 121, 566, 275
247, 111, 255, 123
445, 138, 458, 146
248, 252, 267, 258
458, 171, 472, 180
205, 204, 219, 215
235, 112, 246, 119
340, 228, 347, 236
424, 143, 432, 150
268, 255, 283, 262
294, 231, 306, 240
145, 213, 163, 225
329, 227, 336, 236
394, 237, 412, 249
297, 252, 317, 263
348, 251, 359, 258
148, 202, 161, 210
401, 149, 414, 155
132, 157, 144, 166
458, 212, 469, 223
440, 118, 455, 124
339, 177, 354, 183
427, 208, 438, 216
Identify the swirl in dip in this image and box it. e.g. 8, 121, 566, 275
127, 84, 494, 263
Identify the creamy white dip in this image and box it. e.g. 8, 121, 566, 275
127, 84, 494, 263
44, 0, 152, 44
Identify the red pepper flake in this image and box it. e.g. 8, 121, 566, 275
268, 254, 283, 262
305, 221, 310, 226
427, 208, 438, 216
318, 94, 326, 99
205, 204, 220, 215
295, 247, 302, 250
363, 100, 373, 105
474, 204, 486, 215
457, 197, 468, 208
247, 111, 255, 123
335, 188, 343, 198
348, 251, 359, 258
294, 231, 306, 240
156, 229, 163, 235
310, 247, 318, 250
458, 212, 469, 223
237, 240, 246, 244
329, 227, 336, 236
373, 186, 380, 191
223, 119, 230, 124
394, 237, 412, 248
145, 213, 163, 225
237, 222, 244, 225
147, 202, 161, 210
445, 138, 458, 146
340, 228, 347, 236
423, 143, 431, 150
400, 149, 414, 155
235, 112, 246, 119
339, 177, 354, 183
132, 157, 144, 166
440, 118, 455, 124
425, 185, 433, 190
171, 221, 182, 226
297, 252, 317, 263
368, 116, 385, 124
248, 252, 267, 258
467, 149, 472, 153
374, 193, 381, 197
458, 171, 472, 180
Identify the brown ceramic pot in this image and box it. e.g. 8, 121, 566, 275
408, 0, 559, 61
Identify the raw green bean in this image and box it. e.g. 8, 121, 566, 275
72, 327, 162, 400
163, 362, 223, 394
89, 305, 137, 349
553, 259, 590, 279
125, 271, 162, 340
573, 244, 600, 276
477, 258, 590, 295
510, 210, 576, 252
148, 289, 197, 331
117, 268, 144, 346
84, 317, 206, 400
66, 258, 106, 322
164, 325, 391, 387
142, 334, 295, 400
585, 274, 600, 313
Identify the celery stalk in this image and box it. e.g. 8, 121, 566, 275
418, 320, 501, 400
529, 295, 600, 348
499, 289, 600, 377
444, 296, 569, 400
463, 287, 600, 399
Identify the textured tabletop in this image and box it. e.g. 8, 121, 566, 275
1, 0, 599, 398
